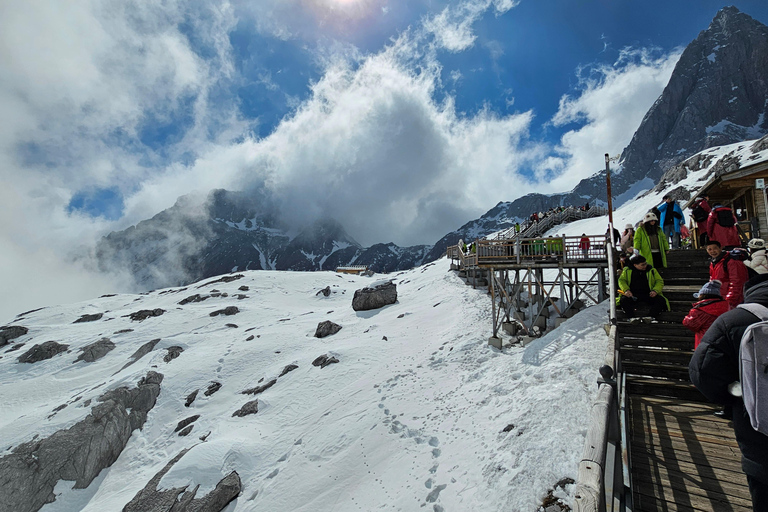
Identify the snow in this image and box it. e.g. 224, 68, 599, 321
707, 52, 716, 63
1, 258, 610, 511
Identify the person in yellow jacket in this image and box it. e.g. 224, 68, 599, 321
617, 254, 670, 320
633, 212, 669, 268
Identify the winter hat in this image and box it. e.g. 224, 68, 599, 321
625, 224, 633, 230
748, 238, 766, 249
693, 280, 722, 299
629, 254, 646, 265
643, 212, 658, 223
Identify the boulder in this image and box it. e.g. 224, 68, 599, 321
122, 448, 241, 512
314, 320, 342, 338
17, 341, 69, 364
0, 372, 163, 512
74, 338, 116, 363
0, 326, 28, 347
316, 286, 331, 297
232, 400, 259, 417
351, 280, 397, 311
312, 354, 339, 368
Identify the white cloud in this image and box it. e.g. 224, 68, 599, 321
544, 47, 682, 191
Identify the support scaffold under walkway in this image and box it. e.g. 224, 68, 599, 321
448, 234, 610, 343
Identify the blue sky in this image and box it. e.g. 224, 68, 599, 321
2, 0, 768, 318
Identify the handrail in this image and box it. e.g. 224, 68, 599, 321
491, 206, 609, 241
573, 236, 632, 512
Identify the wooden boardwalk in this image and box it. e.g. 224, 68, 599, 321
620, 250, 753, 511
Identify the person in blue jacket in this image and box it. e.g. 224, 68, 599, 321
657, 195, 686, 249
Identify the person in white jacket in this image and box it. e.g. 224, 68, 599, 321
745, 238, 768, 274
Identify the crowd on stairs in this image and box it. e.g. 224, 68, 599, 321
613, 193, 768, 510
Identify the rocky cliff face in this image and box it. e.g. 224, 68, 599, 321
493, 6, 768, 223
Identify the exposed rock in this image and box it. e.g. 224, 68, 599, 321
122, 448, 241, 512
185, 389, 199, 407
232, 400, 259, 417
235, 294, 248, 300
0, 325, 28, 347
242, 379, 276, 395
502, 424, 515, 433
312, 355, 339, 368
352, 281, 397, 311
314, 320, 342, 338
120, 339, 161, 371
225, 323, 238, 328
114, 328, 134, 334
209, 306, 239, 317
204, 382, 222, 397
316, 286, 331, 297
73, 313, 104, 324
238, 285, 249, 291
5, 343, 25, 353
178, 425, 194, 437
74, 338, 116, 364
17, 341, 69, 364
278, 364, 299, 377
246, 335, 255, 341
174, 415, 200, 433
198, 274, 245, 288
126, 309, 165, 322
178, 294, 209, 306
164, 346, 184, 362
752, 133, 768, 153
0, 372, 163, 512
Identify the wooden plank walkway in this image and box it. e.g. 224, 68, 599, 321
630, 396, 751, 511
622, 250, 753, 511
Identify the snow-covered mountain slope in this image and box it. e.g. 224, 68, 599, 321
0, 258, 609, 512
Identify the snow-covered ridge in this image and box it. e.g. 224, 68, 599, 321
0, 259, 608, 511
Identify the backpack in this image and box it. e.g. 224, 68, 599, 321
734, 303, 768, 435
716, 208, 735, 227
692, 204, 709, 222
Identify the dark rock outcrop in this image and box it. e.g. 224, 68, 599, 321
352, 281, 397, 311
120, 339, 161, 371
312, 355, 339, 368
178, 294, 209, 306
242, 379, 276, 395
174, 415, 200, 433
164, 346, 184, 362
0, 325, 28, 347
314, 320, 342, 338
0, 372, 163, 512
204, 382, 222, 396
185, 390, 199, 407
17, 341, 69, 364
74, 338, 116, 363
316, 286, 331, 297
122, 448, 241, 512
232, 400, 259, 417
126, 309, 165, 322
278, 364, 298, 377
209, 306, 239, 317
73, 313, 104, 324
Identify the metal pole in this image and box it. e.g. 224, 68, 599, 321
605, 154, 614, 228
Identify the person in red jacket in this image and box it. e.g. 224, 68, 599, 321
683, 280, 730, 348
707, 240, 749, 308
707, 204, 740, 249
579, 233, 590, 258
691, 195, 711, 247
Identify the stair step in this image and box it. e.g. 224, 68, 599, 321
627, 377, 705, 401
620, 347, 694, 365
619, 336, 693, 350
616, 311, 685, 323
623, 361, 691, 380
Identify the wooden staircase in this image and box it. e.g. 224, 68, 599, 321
618, 249, 753, 511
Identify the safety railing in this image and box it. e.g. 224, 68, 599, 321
475, 235, 608, 266
491, 206, 609, 241
573, 239, 633, 512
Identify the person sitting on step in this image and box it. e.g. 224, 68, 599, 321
707, 240, 749, 308
682, 279, 730, 349
616, 254, 669, 321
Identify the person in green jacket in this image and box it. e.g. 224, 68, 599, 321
633, 212, 669, 268
616, 254, 670, 320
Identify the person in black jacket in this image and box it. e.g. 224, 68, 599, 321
689, 274, 768, 510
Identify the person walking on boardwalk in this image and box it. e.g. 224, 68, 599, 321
579, 234, 590, 258
683, 280, 730, 348
616, 254, 669, 321
707, 240, 749, 308
708, 203, 741, 250
514, 222, 520, 235
658, 195, 685, 249
691, 195, 712, 247
633, 212, 669, 269
689, 274, 768, 511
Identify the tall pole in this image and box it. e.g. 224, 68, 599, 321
605, 154, 614, 227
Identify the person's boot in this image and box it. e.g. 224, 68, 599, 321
714, 405, 732, 420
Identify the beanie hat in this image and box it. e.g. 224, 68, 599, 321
748, 238, 766, 249
693, 280, 722, 298
643, 212, 658, 223
629, 254, 646, 265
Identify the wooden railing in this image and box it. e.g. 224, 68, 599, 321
573, 241, 632, 512
491, 206, 609, 241
476, 235, 608, 265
